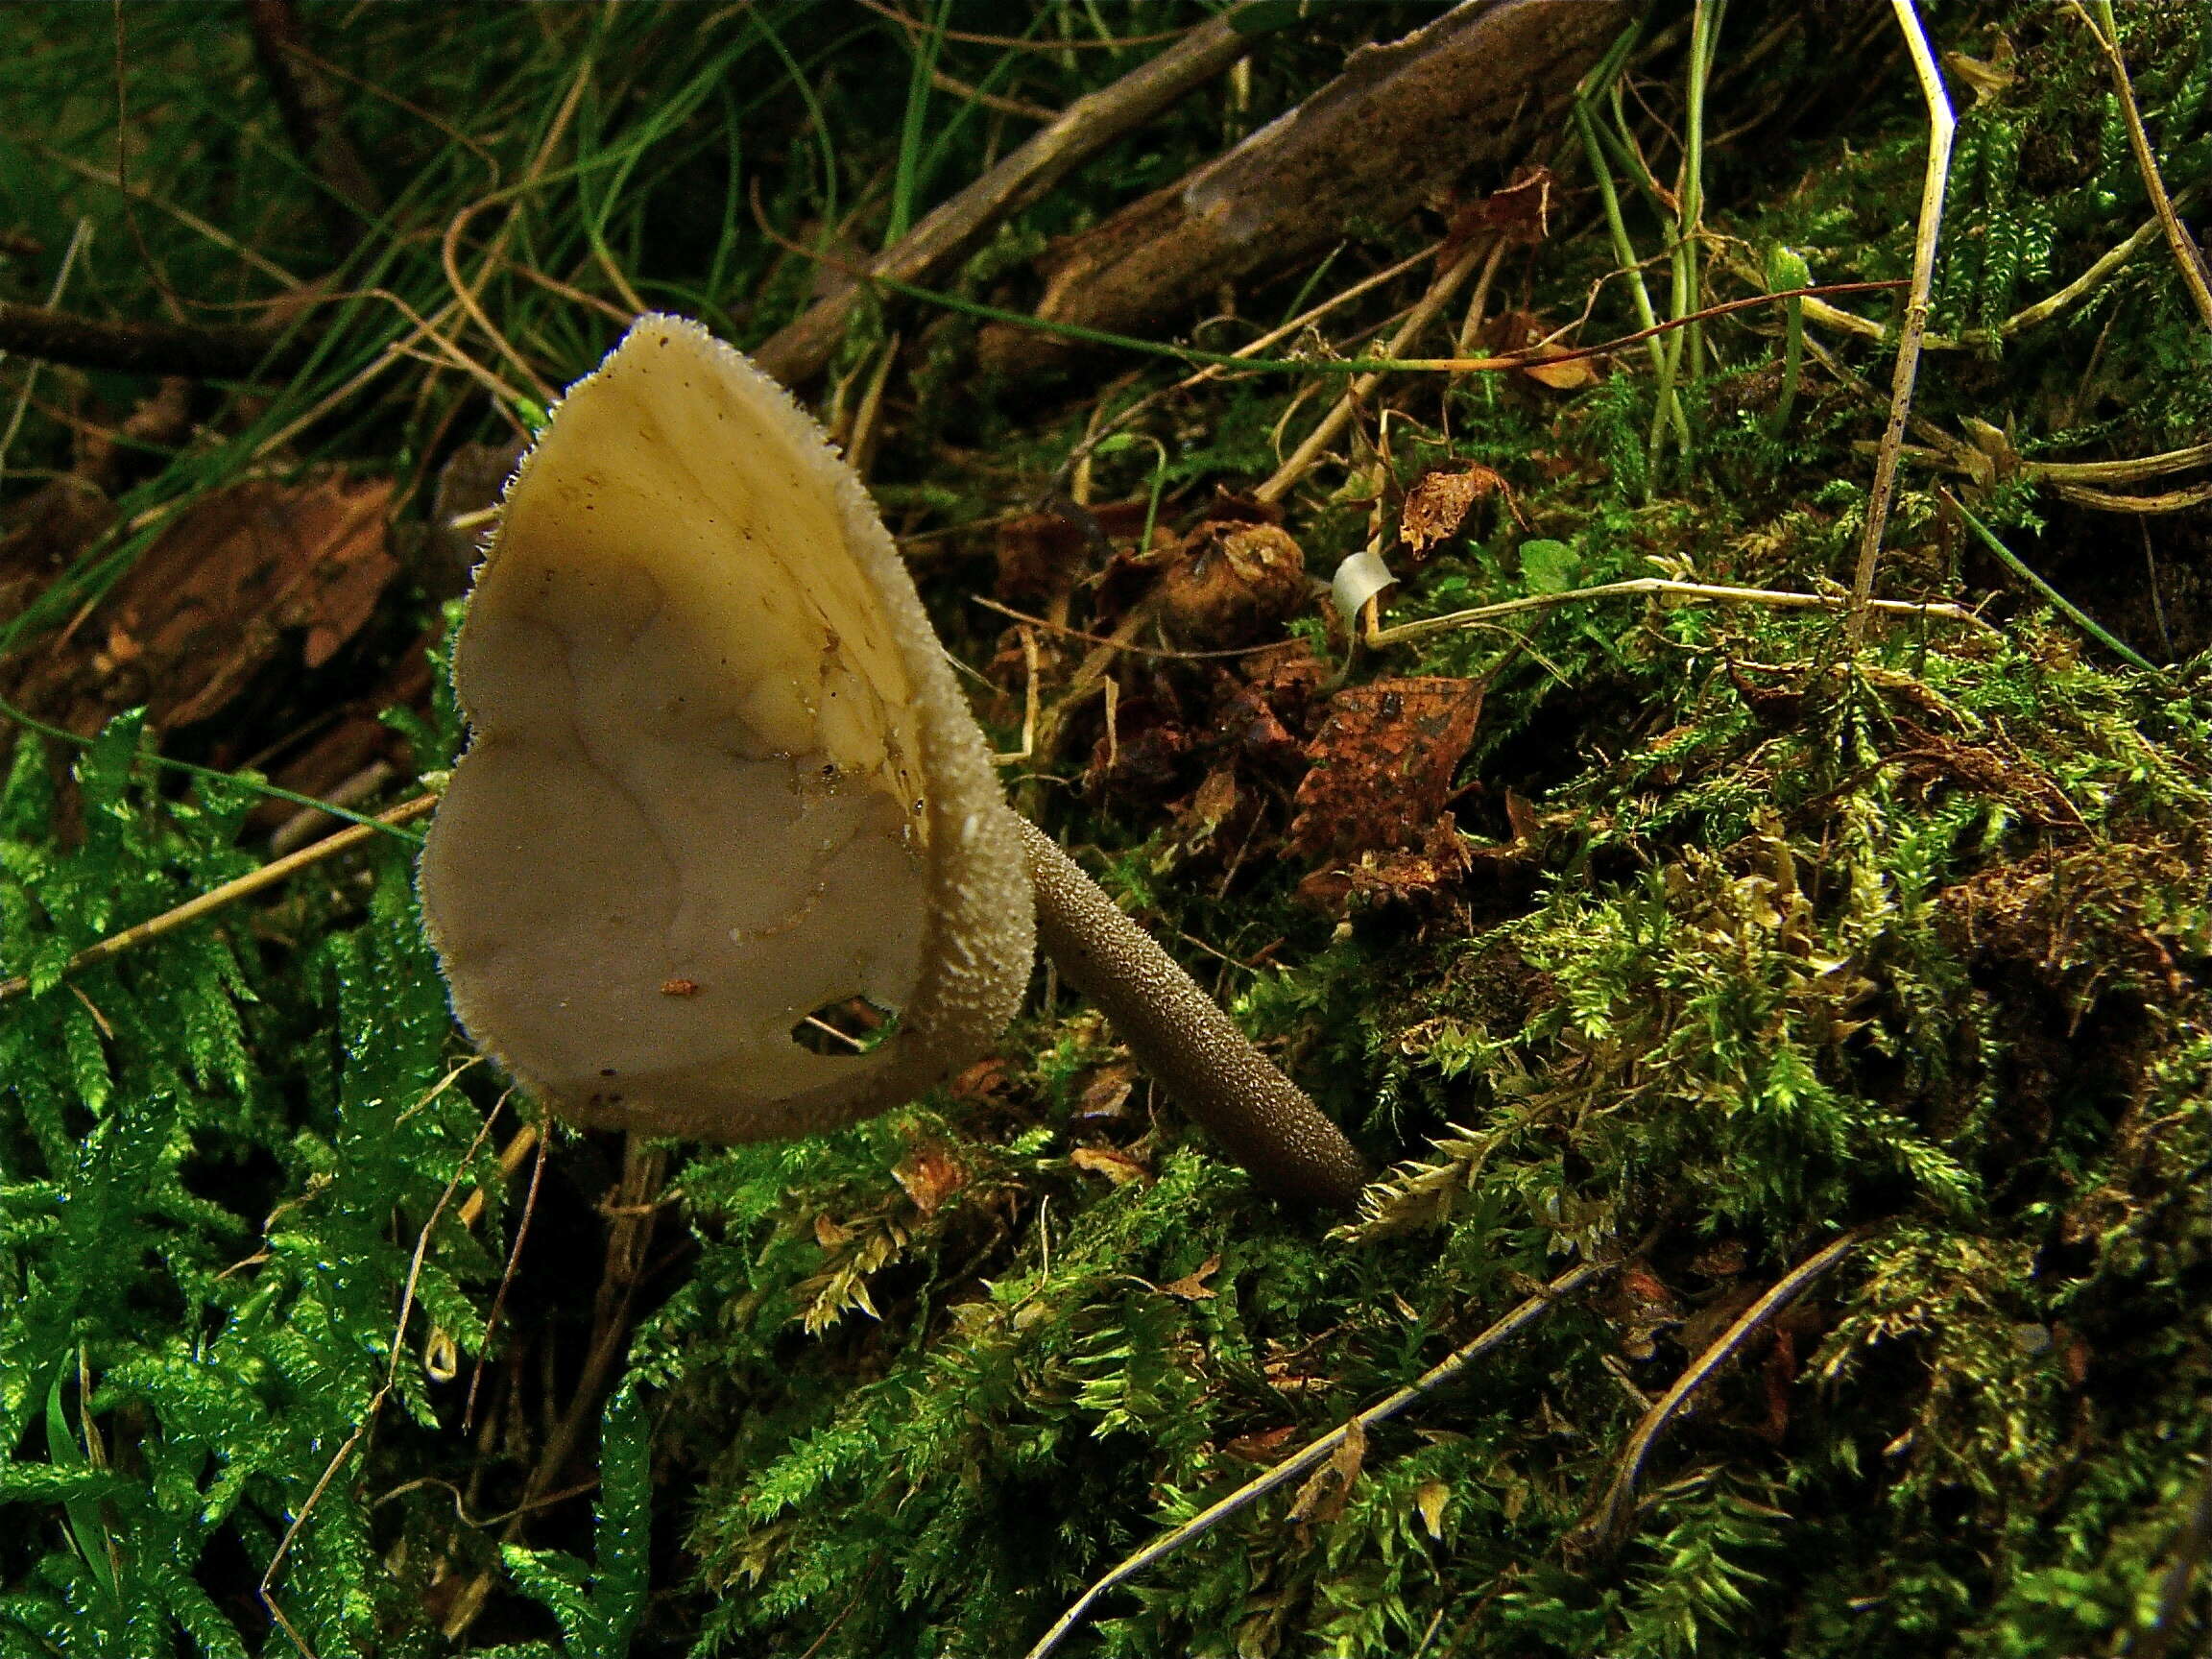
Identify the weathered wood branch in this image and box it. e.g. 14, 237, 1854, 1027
0, 300, 310, 379
752, 5, 1272, 387
975, 0, 1627, 378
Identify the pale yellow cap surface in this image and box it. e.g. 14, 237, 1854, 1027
419, 316, 1033, 1141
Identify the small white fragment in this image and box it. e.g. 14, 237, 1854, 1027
1331, 547, 1399, 637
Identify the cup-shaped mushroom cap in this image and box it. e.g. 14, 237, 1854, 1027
420, 315, 1033, 1142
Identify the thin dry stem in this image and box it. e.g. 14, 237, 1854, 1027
1055, 240, 1442, 486
0, 794, 437, 1002
1848, 0, 1953, 647
1023, 1259, 1613, 1659
2065, 0, 2212, 333
1366, 577, 1993, 650
1256, 238, 1492, 506
1576, 1230, 1865, 1554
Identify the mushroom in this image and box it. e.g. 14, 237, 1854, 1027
419, 316, 1365, 1209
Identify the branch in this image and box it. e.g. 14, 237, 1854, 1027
0, 298, 310, 379
1574, 1230, 1865, 1556
977, 0, 1628, 377
1023, 1258, 1612, 1659
751, 2, 1268, 387
1848, 0, 1954, 647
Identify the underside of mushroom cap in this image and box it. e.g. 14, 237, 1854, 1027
419, 315, 1033, 1142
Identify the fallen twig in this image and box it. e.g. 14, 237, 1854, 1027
1366, 577, 1995, 650
752, 4, 1267, 387
1023, 1258, 1613, 1659
977, 0, 1627, 377
1575, 1230, 1864, 1556
2065, 0, 2212, 334
1848, 0, 1953, 647
0, 793, 437, 1003
0, 298, 310, 380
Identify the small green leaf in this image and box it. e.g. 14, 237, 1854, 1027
1520, 539, 1580, 593
1766, 243, 1812, 292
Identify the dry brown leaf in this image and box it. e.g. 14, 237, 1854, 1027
1070, 1145, 1151, 1186
950, 1057, 1013, 1105
1289, 677, 1483, 863
1503, 786, 1543, 845
1286, 1417, 1366, 1526
1399, 465, 1509, 555
1222, 1425, 1299, 1463
1463, 165, 1553, 243
893, 1144, 967, 1214
1522, 347, 1599, 390
1158, 1254, 1221, 1301
8, 470, 397, 734
1071, 1062, 1139, 1128
1294, 818, 1474, 920
1415, 1479, 1450, 1539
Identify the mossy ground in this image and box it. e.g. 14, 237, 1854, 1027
2, 3, 2211, 1654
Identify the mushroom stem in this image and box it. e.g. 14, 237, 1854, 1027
1010, 811, 1368, 1211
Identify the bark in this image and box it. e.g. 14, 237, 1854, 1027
975, 0, 1628, 378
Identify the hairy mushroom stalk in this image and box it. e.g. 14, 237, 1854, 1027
420, 315, 1366, 1209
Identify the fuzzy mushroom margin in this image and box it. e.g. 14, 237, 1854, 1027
420, 315, 1367, 1211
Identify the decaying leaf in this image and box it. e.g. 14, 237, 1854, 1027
1156, 521, 1307, 647
1223, 1425, 1299, 1464
1085, 692, 1191, 805
1452, 164, 1554, 246
1521, 347, 1599, 390
1295, 817, 1474, 920
1289, 676, 1483, 863
1942, 33, 2014, 105
1400, 464, 1510, 556
1158, 1254, 1220, 1301
1286, 1416, 1365, 1526
1071, 1062, 1138, 1127
7, 470, 397, 734
1070, 1145, 1151, 1186
892, 1143, 967, 1214
1415, 1479, 1450, 1539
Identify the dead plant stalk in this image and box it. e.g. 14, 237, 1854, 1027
1848, 0, 1953, 648
2065, 0, 2212, 334
1023, 1259, 1614, 1659
1578, 1229, 1866, 1554
0, 794, 438, 1002
1256, 236, 1493, 507
1366, 577, 1993, 650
